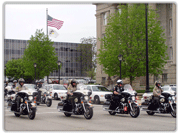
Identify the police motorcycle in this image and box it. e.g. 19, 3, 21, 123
103, 84, 140, 118
4, 82, 13, 100
36, 87, 52, 107
6, 80, 18, 107
141, 86, 176, 118
35, 80, 52, 107
6, 88, 16, 108
57, 89, 94, 120
8, 88, 38, 120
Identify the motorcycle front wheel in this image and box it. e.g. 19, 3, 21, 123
130, 104, 140, 118
46, 99, 52, 107
28, 108, 36, 120
84, 107, 93, 119
170, 104, 176, 118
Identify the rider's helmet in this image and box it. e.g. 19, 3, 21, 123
117, 79, 123, 85
71, 80, 77, 87
13, 80, 17, 83
155, 80, 161, 88
39, 79, 44, 83
18, 78, 25, 86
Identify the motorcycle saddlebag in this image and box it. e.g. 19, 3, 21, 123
105, 94, 112, 100
63, 103, 72, 111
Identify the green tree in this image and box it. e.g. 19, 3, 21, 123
23, 29, 58, 80
98, 4, 168, 85
5, 59, 24, 80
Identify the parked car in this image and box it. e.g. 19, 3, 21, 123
141, 85, 176, 103
78, 84, 112, 104
45, 84, 67, 100
76, 79, 87, 84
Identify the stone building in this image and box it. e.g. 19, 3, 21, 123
94, 3, 176, 89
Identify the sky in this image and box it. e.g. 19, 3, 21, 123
4, 3, 96, 43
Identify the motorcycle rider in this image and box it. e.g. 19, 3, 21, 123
39, 79, 44, 88
35, 80, 40, 89
110, 79, 124, 109
12, 80, 17, 89
15, 78, 28, 111
153, 80, 163, 110
67, 80, 77, 112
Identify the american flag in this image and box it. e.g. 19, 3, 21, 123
47, 15, 64, 30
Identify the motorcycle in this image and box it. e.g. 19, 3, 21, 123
57, 90, 94, 120
103, 84, 140, 118
8, 89, 38, 120
141, 90, 176, 118
36, 87, 52, 107
6, 89, 16, 108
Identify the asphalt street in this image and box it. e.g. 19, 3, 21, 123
4, 100, 176, 131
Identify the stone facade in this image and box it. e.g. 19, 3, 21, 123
94, 3, 176, 89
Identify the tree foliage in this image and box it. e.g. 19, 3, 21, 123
5, 59, 24, 80
23, 29, 58, 79
98, 4, 168, 84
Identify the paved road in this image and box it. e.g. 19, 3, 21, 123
4, 100, 176, 131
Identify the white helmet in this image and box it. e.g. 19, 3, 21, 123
117, 79, 123, 85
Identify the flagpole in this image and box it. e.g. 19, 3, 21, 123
46, 8, 48, 37
46, 8, 49, 84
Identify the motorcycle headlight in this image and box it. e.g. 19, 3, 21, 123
160, 98, 165, 103
28, 96, 33, 101
121, 98, 125, 102
132, 96, 135, 101
84, 96, 89, 101
172, 96, 175, 101
74, 98, 78, 103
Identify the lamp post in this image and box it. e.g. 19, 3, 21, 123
34, 63, 37, 83
5, 66, 6, 82
57, 61, 62, 84
145, 3, 150, 93
118, 54, 123, 79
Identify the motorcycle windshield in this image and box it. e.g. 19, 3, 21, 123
124, 84, 134, 93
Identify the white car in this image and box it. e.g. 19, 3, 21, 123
45, 84, 67, 100
141, 85, 176, 103
78, 84, 112, 104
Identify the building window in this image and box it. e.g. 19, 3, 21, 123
118, 8, 122, 15
103, 12, 107, 25
162, 74, 167, 83
154, 75, 159, 83
169, 4, 172, 9
156, 4, 161, 11
102, 77, 106, 85
169, 19, 172, 36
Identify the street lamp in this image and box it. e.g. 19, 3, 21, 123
118, 54, 123, 79
145, 3, 150, 93
34, 63, 37, 83
4, 66, 6, 82
57, 61, 62, 84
